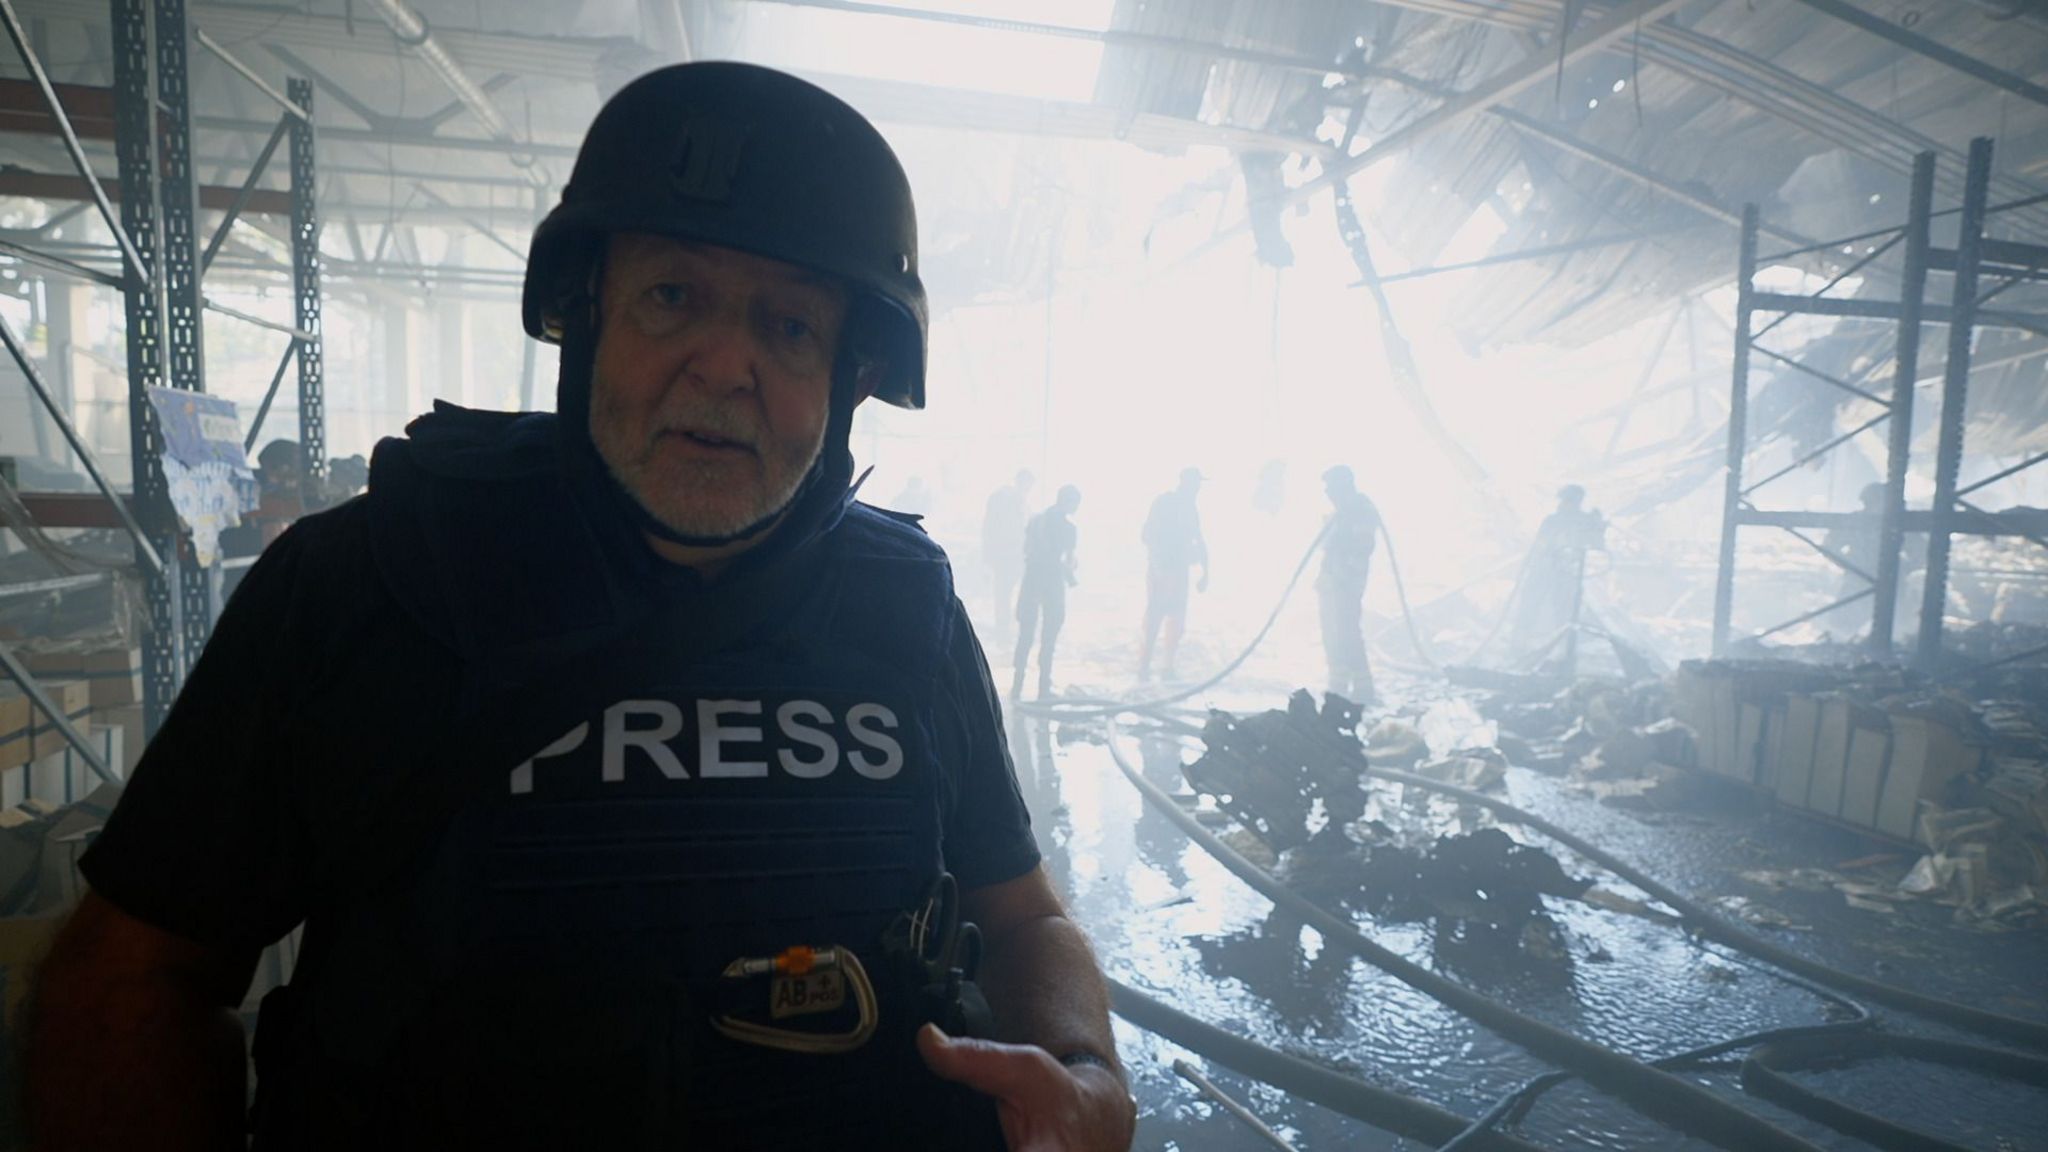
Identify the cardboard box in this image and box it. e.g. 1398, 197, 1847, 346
1878, 711, 1985, 841
23, 681, 90, 761
22, 646, 141, 709
0, 694, 26, 773
1808, 695, 1854, 817
1670, 664, 1717, 773
1736, 704, 1765, 784
1840, 725, 1891, 829
96, 705, 145, 774
1775, 694, 1822, 808
1758, 702, 1786, 793
26, 726, 119, 806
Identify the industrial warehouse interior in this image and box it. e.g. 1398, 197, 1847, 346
0, 0, 2045, 1149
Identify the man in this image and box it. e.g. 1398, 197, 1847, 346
982, 470, 1034, 641
1138, 467, 1208, 683
1317, 465, 1380, 706
1014, 485, 1081, 699
249, 438, 305, 547
1511, 484, 1606, 660
26, 64, 1133, 1152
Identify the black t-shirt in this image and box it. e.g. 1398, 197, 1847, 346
79, 498, 1041, 954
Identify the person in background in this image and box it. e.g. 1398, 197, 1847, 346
1139, 467, 1208, 683
249, 439, 305, 548
890, 473, 932, 518
321, 454, 369, 504
1014, 484, 1081, 699
981, 469, 1033, 642
1511, 484, 1606, 660
1317, 465, 1380, 705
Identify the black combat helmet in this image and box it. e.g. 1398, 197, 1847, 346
523, 61, 928, 409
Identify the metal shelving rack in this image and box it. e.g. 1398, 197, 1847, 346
0, 0, 323, 753
1712, 137, 2048, 672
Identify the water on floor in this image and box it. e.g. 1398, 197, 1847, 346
994, 650, 2048, 1151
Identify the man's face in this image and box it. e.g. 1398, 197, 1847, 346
589, 233, 851, 541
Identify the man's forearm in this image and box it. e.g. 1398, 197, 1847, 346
26, 964, 249, 1150
974, 913, 1120, 1074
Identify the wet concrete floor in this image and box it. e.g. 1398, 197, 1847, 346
995, 657, 2048, 1151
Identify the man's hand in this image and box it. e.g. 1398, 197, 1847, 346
918, 1024, 1136, 1151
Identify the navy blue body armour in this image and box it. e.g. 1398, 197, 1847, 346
251, 407, 1001, 1150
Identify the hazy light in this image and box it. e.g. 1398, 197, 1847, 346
735, 2, 1109, 101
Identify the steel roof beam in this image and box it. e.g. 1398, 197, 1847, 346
1790, 0, 2048, 111
1282, 0, 1689, 209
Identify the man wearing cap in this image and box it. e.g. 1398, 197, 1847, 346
1318, 465, 1381, 705
26, 64, 1133, 1152
1138, 467, 1209, 683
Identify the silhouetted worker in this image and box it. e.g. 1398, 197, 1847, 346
1014, 484, 1081, 698
1317, 465, 1380, 705
891, 474, 932, 518
1512, 484, 1606, 658
250, 439, 305, 547
1139, 467, 1208, 682
982, 470, 1034, 638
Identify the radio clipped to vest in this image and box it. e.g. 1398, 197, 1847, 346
882, 872, 995, 1040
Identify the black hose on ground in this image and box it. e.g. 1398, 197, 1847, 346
1740, 1032, 2048, 1152
1437, 942, 1877, 1151
1103, 978, 1547, 1152
1100, 715, 1831, 1152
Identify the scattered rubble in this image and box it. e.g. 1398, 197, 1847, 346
1665, 657, 2048, 923
1184, 690, 1369, 854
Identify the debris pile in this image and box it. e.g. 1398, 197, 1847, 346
1183, 689, 1368, 853
1666, 658, 2048, 923
1185, 692, 1592, 962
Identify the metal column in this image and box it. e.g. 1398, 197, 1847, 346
109, 0, 180, 734
1916, 137, 1995, 671
156, 0, 215, 663
289, 77, 325, 496
1711, 206, 1760, 656
1869, 152, 1935, 653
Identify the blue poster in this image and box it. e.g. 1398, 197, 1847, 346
144, 387, 258, 566
145, 386, 251, 470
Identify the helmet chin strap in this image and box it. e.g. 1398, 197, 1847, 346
555, 307, 861, 553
